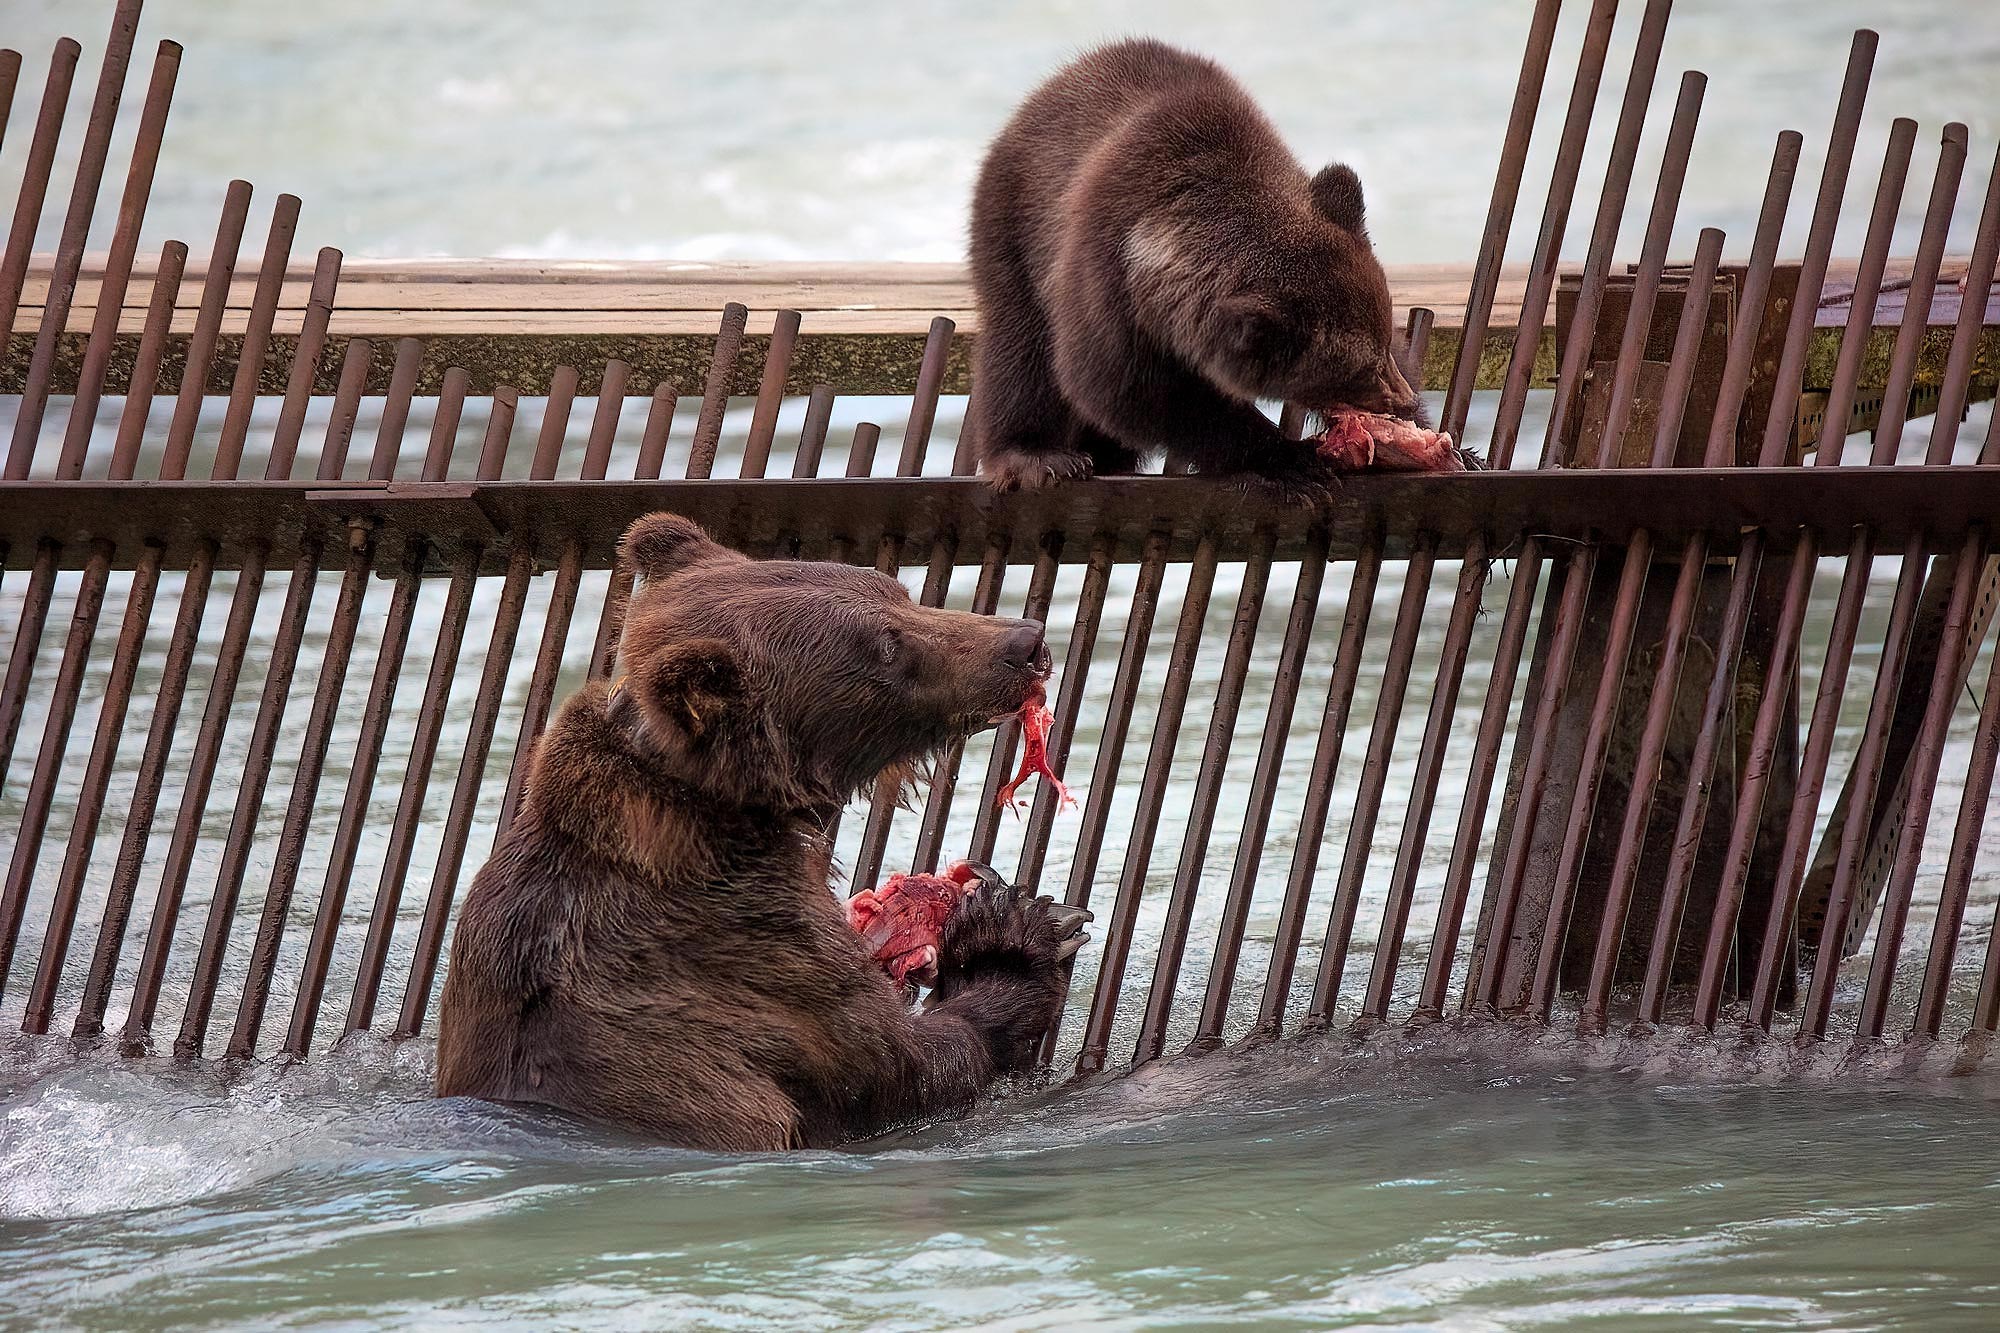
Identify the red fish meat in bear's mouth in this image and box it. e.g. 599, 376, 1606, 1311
996, 681, 1072, 814
1314, 408, 1466, 473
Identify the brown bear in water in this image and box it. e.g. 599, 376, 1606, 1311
969, 38, 1422, 500
436, 514, 1089, 1149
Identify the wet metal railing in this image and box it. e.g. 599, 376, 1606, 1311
2, 0, 1999, 1075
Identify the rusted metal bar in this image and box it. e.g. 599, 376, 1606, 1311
1929, 142, 2000, 464
798, 385, 839, 477
1306, 536, 1438, 1027
1593, 72, 1705, 465
1194, 526, 1328, 1045
1510, 70, 1703, 1019
1577, 228, 1724, 1031
316, 337, 373, 480
1857, 527, 1983, 1037
851, 530, 960, 882
21, 202, 199, 1028
498, 362, 626, 833
0, 40, 80, 344
212, 196, 304, 480
1634, 136, 1806, 1025
1702, 133, 1805, 465
1473, 542, 1595, 1010
73, 537, 216, 1041
0, 540, 58, 787
965, 531, 1064, 866
1721, 532, 1856, 1026
1796, 542, 1928, 1038
0, 53, 19, 154
1791, 126, 1967, 1040
588, 378, 673, 681
267, 248, 342, 478
227, 518, 380, 1060
225, 340, 429, 1057
1488, 0, 1622, 466
1811, 119, 1919, 466
1913, 163, 2000, 1038
169, 547, 325, 1058
121, 551, 266, 1054
1077, 533, 1220, 1075
1582, 535, 1703, 1027
284, 537, 430, 1056
7, 2, 140, 476
634, 381, 679, 480
107, 239, 186, 479
286, 369, 471, 1055
1440, 0, 1563, 444
1457, 4, 1673, 1006
1256, 545, 1382, 1035
172, 348, 375, 1058
162, 180, 253, 479
1365, 541, 1485, 1023
1682, 82, 1896, 1028
848, 318, 964, 887
1018, 532, 1118, 892
911, 532, 1009, 872
901, 317, 955, 475
839, 416, 877, 479
1405, 307, 1435, 376
1756, 31, 1878, 466
1536, 0, 1675, 467
1034, 531, 1169, 1065
1135, 526, 1275, 1062
1525, 530, 1649, 1020
1418, 536, 1540, 1017
740, 309, 801, 478
396, 371, 603, 1037
1649, 230, 1727, 464
57, 38, 179, 478
347, 388, 517, 1035
366, 337, 425, 477
687, 303, 747, 478
0, 540, 113, 984
21, 539, 162, 1031
1960, 607, 2000, 1033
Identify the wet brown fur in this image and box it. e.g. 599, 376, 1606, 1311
969, 38, 1421, 500
436, 515, 1072, 1149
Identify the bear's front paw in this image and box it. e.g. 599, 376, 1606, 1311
931, 862, 1091, 994
979, 445, 1094, 493
1235, 456, 1340, 509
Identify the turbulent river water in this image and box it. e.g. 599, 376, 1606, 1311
4, 1, 2000, 1327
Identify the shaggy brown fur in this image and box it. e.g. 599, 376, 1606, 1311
436, 515, 1085, 1149
969, 38, 1421, 501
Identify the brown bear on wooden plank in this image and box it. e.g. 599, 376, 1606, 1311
969, 37, 1423, 501
435, 514, 1088, 1149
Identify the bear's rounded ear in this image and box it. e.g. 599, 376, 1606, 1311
1311, 162, 1367, 235
622, 513, 722, 583
634, 637, 742, 742
1220, 297, 1305, 370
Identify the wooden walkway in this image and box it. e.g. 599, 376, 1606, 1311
7, 255, 1997, 398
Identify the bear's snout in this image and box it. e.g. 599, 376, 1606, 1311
996, 620, 1051, 678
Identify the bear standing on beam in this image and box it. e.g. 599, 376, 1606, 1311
969, 38, 1428, 501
